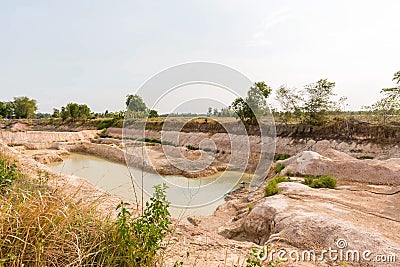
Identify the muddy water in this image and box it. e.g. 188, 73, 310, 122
48, 153, 251, 218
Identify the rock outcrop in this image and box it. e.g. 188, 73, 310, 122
276, 149, 400, 185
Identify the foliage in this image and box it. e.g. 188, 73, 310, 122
276, 85, 302, 124
302, 79, 336, 125
13, 96, 38, 119
60, 103, 92, 121
52, 108, 61, 118
0, 158, 22, 190
363, 70, 400, 125
0, 97, 37, 119
149, 109, 159, 118
264, 176, 288, 197
274, 154, 291, 161
103, 184, 172, 266
126, 94, 147, 112
303, 175, 337, 189
230, 82, 272, 125
0, 158, 172, 267
274, 163, 285, 174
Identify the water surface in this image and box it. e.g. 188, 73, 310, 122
49, 153, 250, 218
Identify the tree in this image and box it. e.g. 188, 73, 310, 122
126, 94, 147, 112
148, 109, 159, 118
60, 103, 92, 121
302, 79, 336, 125
230, 81, 272, 124
364, 70, 400, 125
78, 104, 90, 120
276, 85, 302, 124
207, 107, 212, 117
13, 97, 37, 119
52, 108, 60, 118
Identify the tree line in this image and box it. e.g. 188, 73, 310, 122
207, 70, 400, 126
0, 97, 38, 119
2, 70, 399, 126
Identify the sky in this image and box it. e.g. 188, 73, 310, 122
1, 0, 399, 113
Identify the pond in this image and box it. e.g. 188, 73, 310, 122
48, 152, 251, 218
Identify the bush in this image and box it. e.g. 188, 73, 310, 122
274, 163, 285, 174
103, 184, 171, 266
0, 157, 22, 190
303, 175, 337, 189
264, 176, 289, 197
274, 154, 291, 161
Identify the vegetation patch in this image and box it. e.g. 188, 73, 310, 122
0, 153, 172, 266
274, 163, 285, 174
274, 154, 291, 161
264, 176, 289, 197
0, 157, 22, 190
303, 175, 337, 189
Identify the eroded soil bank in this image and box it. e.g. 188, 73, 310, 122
1, 126, 400, 266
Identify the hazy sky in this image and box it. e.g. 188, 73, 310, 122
1, 0, 399, 113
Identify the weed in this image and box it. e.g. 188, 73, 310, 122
274, 163, 285, 174
0, 158, 21, 190
274, 154, 291, 161
264, 176, 289, 197
303, 175, 337, 189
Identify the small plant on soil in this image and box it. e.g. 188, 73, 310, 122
303, 175, 337, 189
274, 163, 285, 174
0, 157, 21, 190
264, 176, 289, 197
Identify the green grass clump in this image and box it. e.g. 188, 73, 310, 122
264, 176, 289, 197
303, 175, 337, 189
274, 163, 285, 174
274, 154, 291, 161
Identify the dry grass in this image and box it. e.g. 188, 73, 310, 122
0, 147, 172, 266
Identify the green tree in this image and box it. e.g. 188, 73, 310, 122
13, 97, 37, 119
66, 103, 80, 120
78, 104, 91, 120
276, 85, 302, 124
364, 70, 400, 125
302, 79, 336, 125
52, 108, 60, 118
230, 82, 272, 124
126, 94, 147, 112
60, 106, 69, 121
148, 109, 159, 118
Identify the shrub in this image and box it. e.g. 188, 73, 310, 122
0, 157, 22, 190
274, 163, 285, 174
264, 176, 289, 197
101, 184, 171, 266
303, 175, 337, 189
274, 154, 291, 161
